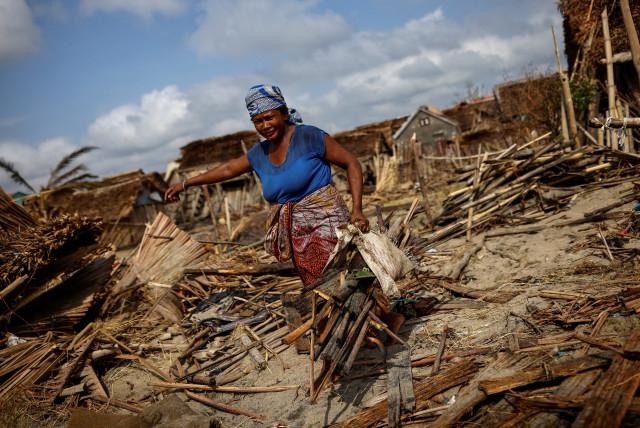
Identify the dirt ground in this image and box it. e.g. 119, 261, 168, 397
74, 181, 638, 428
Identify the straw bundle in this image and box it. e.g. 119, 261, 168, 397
106, 212, 209, 322
0, 187, 36, 234
0, 215, 102, 287
374, 154, 399, 193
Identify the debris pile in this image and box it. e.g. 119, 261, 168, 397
427, 140, 640, 245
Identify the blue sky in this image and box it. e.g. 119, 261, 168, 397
0, 0, 564, 192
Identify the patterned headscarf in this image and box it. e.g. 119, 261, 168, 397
245, 84, 303, 124
245, 84, 286, 118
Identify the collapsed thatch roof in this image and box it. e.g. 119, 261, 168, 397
494, 73, 562, 131
442, 96, 499, 134
29, 170, 167, 222
559, 0, 640, 72
334, 117, 407, 157
178, 118, 408, 169
179, 130, 260, 169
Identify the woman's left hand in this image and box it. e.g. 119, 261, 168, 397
351, 211, 370, 232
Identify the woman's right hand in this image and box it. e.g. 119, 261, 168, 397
164, 183, 185, 203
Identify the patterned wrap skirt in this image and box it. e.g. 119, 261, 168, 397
264, 184, 351, 288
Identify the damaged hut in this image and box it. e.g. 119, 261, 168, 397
494, 73, 562, 135
23, 170, 168, 249
559, 0, 640, 150
165, 130, 263, 230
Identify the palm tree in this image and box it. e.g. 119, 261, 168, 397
0, 158, 35, 193
0, 146, 99, 193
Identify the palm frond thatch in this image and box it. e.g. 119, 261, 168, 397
48, 146, 98, 184
47, 164, 88, 189
0, 158, 35, 193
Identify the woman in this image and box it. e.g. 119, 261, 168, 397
165, 84, 369, 287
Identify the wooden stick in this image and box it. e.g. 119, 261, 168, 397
410, 133, 433, 228
185, 391, 263, 421
90, 394, 143, 413
283, 317, 313, 345
553, 26, 578, 143
431, 325, 449, 375
310, 292, 317, 398
0, 275, 27, 300
602, 7, 619, 148
598, 226, 614, 261
589, 117, 640, 128
620, 0, 640, 87
149, 380, 299, 393
467, 147, 482, 241
368, 311, 408, 347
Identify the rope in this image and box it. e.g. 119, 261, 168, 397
601, 116, 627, 149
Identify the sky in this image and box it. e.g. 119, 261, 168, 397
0, 0, 564, 193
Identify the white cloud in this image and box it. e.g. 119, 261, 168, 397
80, 0, 187, 19
0, 0, 40, 62
87, 86, 191, 152
189, 0, 350, 57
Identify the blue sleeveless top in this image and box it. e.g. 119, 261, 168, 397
247, 124, 332, 204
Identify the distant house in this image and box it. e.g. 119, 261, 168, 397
393, 106, 461, 153
24, 170, 168, 249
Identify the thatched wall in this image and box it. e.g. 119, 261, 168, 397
559, 0, 640, 72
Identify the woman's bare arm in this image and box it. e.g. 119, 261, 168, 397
164, 155, 252, 202
323, 134, 369, 232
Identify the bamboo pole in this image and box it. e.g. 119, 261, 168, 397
617, 99, 628, 152
309, 292, 317, 398
552, 26, 578, 144
589, 117, 640, 128
624, 102, 635, 153
410, 132, 433, 228
620, 0, 640, 86
602, 7, 619, 149
466, 146, 482, 241
560, 98, 570, 143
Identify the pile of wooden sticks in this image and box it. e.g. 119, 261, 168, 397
283, 271, 407, 401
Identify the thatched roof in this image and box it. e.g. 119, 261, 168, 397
178, 117, 408, 169
179, 130, 260, 169
559, 0, 640, 72
494, 74, 562, 131
442, 96, 499, 134
29, 170, 167, 222
334, 117, 408, 157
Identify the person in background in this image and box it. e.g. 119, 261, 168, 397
165, 84, 369, 288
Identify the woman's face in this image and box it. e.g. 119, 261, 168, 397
251, 109, 288, 141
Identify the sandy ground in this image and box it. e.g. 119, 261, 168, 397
74, 181, 637, 428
